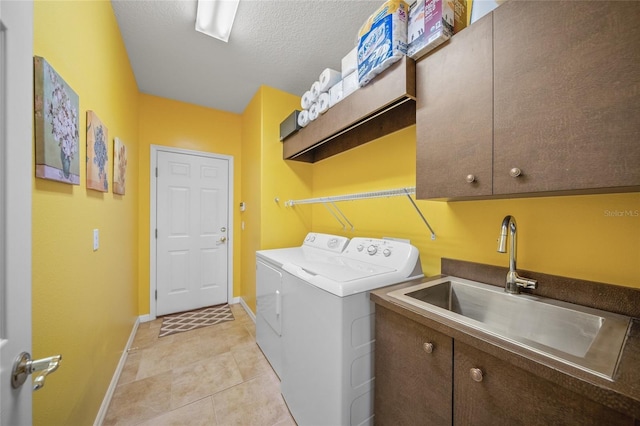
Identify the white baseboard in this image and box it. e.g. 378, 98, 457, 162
237, 297, 256, 323
138, 314, 153, 323
93, 316, 141, 426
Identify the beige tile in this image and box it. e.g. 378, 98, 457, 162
103, 371, 172, 426
117, 350, 141, 386
231, 342, 273, 381
135, 338, 180, 380
131, 324, 167, 350
213, 372, 291, 426
138, 397, 217, 426
106, 304, 289, 426
274, 416, 298, 426
170, 352, 244, 409
244, 321, 257, 338
147, 318, 163, 330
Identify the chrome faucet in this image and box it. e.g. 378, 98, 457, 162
497, 215, 537, 294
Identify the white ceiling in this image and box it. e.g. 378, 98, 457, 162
111, 0, 381, 114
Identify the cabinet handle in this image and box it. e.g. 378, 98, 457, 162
470, 368, 484, 382
466, 174, 476, 183
509, 167, 522, 178
423, 342, 434, 354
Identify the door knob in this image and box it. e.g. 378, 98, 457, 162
219, 236, 227, 243
12, 352, 62, 391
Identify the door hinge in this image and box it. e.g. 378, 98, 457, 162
155, 229, 158, 239
155, 290, 157, 300
155, 167, 158, 177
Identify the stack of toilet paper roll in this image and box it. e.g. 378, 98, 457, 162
297, 47, 361, 129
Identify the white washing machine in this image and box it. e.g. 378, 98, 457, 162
280, 237, 423, 426
256, 233, 350, 378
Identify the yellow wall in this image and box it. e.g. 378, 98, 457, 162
239, 88, 262, 312
258, 86, 313, 250
33, 1, 139, 425
310, 126, 640, 288
137, 94, 242, 314
239, 86, 312, 312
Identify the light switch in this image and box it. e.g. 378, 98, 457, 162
93, 229, 99, 251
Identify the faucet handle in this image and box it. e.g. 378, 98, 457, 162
515, 275, 538, 290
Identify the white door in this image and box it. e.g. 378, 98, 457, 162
1, 1, 34, 424
155, 150, 230, 316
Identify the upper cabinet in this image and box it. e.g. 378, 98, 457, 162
416, 12, 494, 199
283, 57, 416, 163
417, 1, 640, 200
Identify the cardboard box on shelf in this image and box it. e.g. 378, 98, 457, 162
408, 0, 468, 60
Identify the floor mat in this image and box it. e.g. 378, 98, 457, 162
159, 304, 234, 338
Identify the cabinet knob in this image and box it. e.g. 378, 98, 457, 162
509, 167, 522, 178
466, 174, 476, 183
423, 342, 434, 354
470, 368, 484, 382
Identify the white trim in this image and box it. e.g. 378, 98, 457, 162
93, 317, 141, 426
236, 297, 256, 323
138, 314, 153, 323
149, 145, 234, 320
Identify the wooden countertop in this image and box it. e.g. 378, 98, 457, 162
371, 259, 640, 419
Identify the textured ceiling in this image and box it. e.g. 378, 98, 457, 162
112, 0, 381, 114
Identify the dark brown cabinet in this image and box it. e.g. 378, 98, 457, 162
416, 1, 640, 200
416, 12, 493, 199
374, 306, 452, 426
454, 341, 634, 426
375, 307, 637, 425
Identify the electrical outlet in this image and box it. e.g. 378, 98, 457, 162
93, 229, 99, 251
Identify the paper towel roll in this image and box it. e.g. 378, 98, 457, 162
301, 91, 313, 110
310, 81, 321, 101
297, 110, 310, 128
318, 68, 341, 93
309, 103, 319, 121
318, 93, 331, 114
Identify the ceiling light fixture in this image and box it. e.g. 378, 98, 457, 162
195, 0, 240, 42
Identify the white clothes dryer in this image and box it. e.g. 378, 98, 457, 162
256, 233, 349, 378
280, 237, 423, 426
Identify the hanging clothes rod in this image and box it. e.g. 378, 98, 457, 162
285, 187, 436, 239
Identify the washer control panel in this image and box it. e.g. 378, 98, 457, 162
346, 238, 416, 269
302, 233, 349, 254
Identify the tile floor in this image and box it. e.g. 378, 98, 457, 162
103, 304, 296, 426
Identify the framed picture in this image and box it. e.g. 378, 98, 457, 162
86, 111, 109, 192
113, 138, 127, 195
34, 56, 80, 184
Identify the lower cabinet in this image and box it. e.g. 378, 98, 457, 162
454, 341, 634, 426
375, 306, 453, 425
375, 306, 636, 425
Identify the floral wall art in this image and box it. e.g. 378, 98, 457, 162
113, 138, 127, 195
86, 111, 109, 192
34, 56, 80, 184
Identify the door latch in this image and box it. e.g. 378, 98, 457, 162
11, 352, 62, 391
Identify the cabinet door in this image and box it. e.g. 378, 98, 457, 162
454, 341, 634, 425
493, 1, 640, 195
415, 13, 493, 199
374, 306, 453, 425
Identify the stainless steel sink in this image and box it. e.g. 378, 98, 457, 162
387, 276, 631, 380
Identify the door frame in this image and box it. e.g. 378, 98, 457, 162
149, 145, 234, 320
0, 0, 34, 423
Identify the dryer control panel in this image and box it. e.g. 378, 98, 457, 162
302, 232, 349, 254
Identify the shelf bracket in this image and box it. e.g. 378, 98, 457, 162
285, 187, 436, 239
